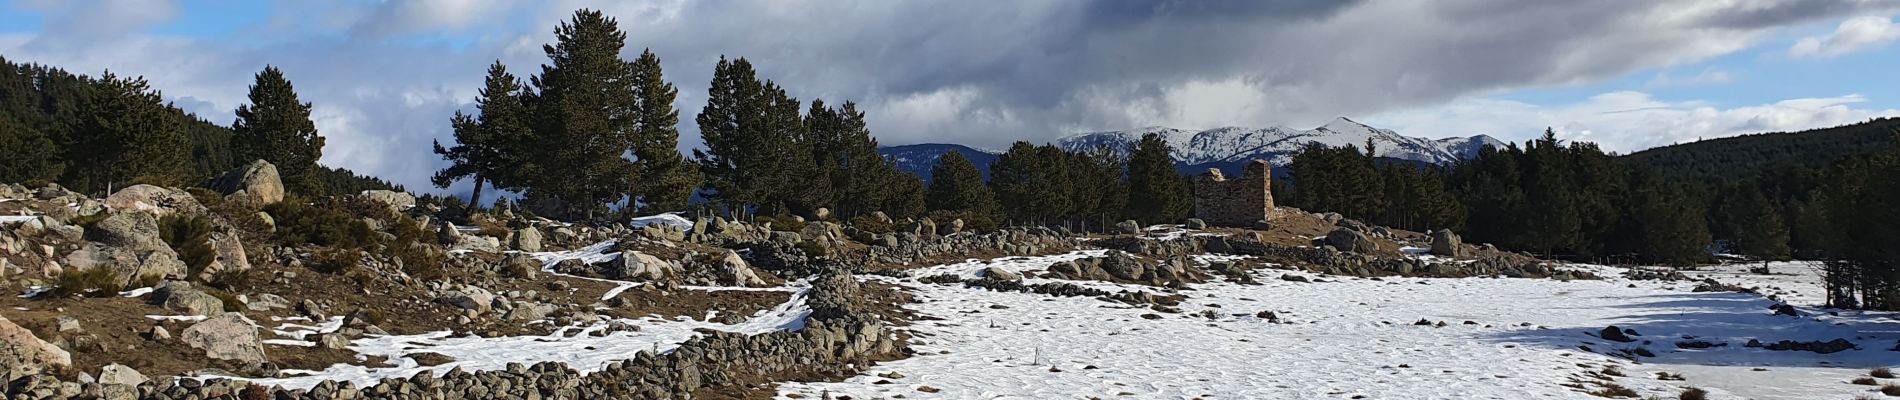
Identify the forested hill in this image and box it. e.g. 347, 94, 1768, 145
1621, 117, 1900, 180
0, 56, 400, 195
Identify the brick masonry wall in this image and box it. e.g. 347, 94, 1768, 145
1192, 160, 1275, 226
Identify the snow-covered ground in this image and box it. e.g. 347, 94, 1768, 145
780, 253, 1900, 400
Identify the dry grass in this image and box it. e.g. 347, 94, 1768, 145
1856, 377, 1881, 385
1590, 383, 1639, 398
1874, 367, 1896, 379
1678, 387, 1709, 400
1883, 383, 1900, 396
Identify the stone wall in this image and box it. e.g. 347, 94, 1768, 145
1191, 160, 1275, 226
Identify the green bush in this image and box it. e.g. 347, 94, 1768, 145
206, 268, 249, 291
203, 287, 243, 312
311, 249, 361, 275
848, 215, 895, 235
796, 240, 828, 258
158, 214, 216, 280
264, 197, 374, 250
51, 267, 123, 298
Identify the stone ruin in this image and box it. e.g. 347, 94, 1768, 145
1192, 159, 1275, 227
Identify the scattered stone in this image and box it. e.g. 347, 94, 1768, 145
1429, 229, 1463, 257
1762, 339, 1856, 354
96, 363, 147, 386
0, 314, 70, 376
1599, 325, 1635, 343
1116, 220, 1142, 235
1184, 218, 1208, 230
511, 227, 544, 252
179, 313, 267, 363
1326, 228, 1380, 253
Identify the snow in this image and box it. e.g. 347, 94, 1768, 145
1057, 118, 1503, 167
629, 212, 693, 230
119, 287, 154, 298
779, 252, 1900, 400
0, 215, 35, 224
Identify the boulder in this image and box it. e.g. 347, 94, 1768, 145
315, 333, 352, 350
97, 363, 147, 386
179, 313, 267, 363
1184, 218, 1208, 230
940, 219, 965, 236
716, 250, 767, 287
1326, 228, 1379, 253
68, 212, 185, 286
813, 207, 831, 221
359, 190, 416, 211
0, 314, 70, 376
511, 227, 543, 252
103, 185, 204, 216
499, 253, 540, 280
208, 160, 285, 205
1116, 220, 1142, 235
151, 281, 226, 316
980, 266, 1021, 281
612, 251, 677, 281
204, 229, 251, 275
501, 302, 556, 322
1429, 229, 1464, 257
1599, 325, 1636, 343
436, 287, 495, 313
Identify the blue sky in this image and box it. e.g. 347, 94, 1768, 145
2, 0, 1897, 192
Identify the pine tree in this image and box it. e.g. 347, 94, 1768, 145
694, 57, 823, 217
988, 142, 1044, 223
925, 151, 999, 217
434, 61, 532, 207
1126, 133, 1190, 224
627, 50, 700, 213
232, 66, 325, 195
527, 9, 639, 220
1716, 183, 1792, 260
0, 116, 62, 183
72, 72, 190, 192
806, 100, 894, 218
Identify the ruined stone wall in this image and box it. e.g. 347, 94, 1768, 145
1192, 160, 1275, 226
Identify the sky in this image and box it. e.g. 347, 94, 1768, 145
2, 0, 1899, 196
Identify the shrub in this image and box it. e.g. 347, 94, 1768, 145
264, 196, 375, 250
1875, 367, 1896, 379
388, 215, 446, 282
796, 240, 828, 258
1884, 383, 1900, 396
158, 215, 216, 280
206, 268, 249, 291
68, 212, 109, 229
926, 210, 999, 233
1589, 383, 1638, 398
203, 287, 243, 312
849, 215, 895, 235
1855, 377, 1880, 385
1679, 387, 1708, 400
51, 267, 123, 298
311, 249, 361, 274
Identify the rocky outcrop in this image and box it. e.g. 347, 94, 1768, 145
716, 250, 767, 287
103, 184, 205, 216
151, 281, 226, 316
1047, 251, 1206, 287
205, 229, 251, 275
0, 314, 70, 377
511, 226, 544, 252
179, 313, 267, 363
209, 159, 285, 205
359, 190, 416, 211
65, 212, 185, 286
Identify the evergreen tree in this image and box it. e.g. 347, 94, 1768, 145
1715, 183, 1792, 260
232, 66, 325, 194
694, 57, 823, 216
628, 49, 700, 213
527, 9, 639, 220
0, 116, 62, 183
1522, 129, 1582, 255
71, 73, 190, 192
1633, 177, 1712, 267
1126, 133, 1190, 224
434, 61, 532, 207
988, 142, 1045, 223
925, 151, 999, 217
806, 100, 896, 218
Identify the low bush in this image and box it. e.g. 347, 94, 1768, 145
1874, 367, 1896, 379
849, 214, 895, 235
757, 214, 807, 232
1589, 383, 1638, 398
925, 210, 999, 233
264, 197, 374, 250
1679, 387, 1708, 400
50, 267, 123, 298
311, 249, 362, 275
796, 239, 828, 258
158, 214, 216, 280
1884, 383, 1900, 396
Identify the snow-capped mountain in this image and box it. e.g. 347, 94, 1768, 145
1057, 117, 1505, 168
879, 117, 1504, 179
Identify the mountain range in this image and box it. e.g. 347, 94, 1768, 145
879, 117, 1505, 180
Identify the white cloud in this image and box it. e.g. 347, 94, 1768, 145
1790, 15, 1900, 58
1368, 92, 1900, 153
1647, 68, 1735, 88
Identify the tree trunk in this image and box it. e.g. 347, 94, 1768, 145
470, 176, 487, 209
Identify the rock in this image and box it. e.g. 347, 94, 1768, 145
1770, 303, 1798, 317
871, 211, 892, 224
716, 250, 767, 287
179, 313, 267, 363
1429, 229, 1464, 257
500, 253, 540, 280
501, 302, 555, 321
151, 281, 226, 316
940, 219, 965, 236
103, 185, 204, 216
68, 212, 185, 286
359, 190, 416, 211
510, 227, 543, 252
436, 287, 495, 313
204, 229, 251, 275
208, 160, 285, 205
1116, 220, 1142, 234
316, 333, 352, 350
0, 314, 71, 376
1326, 228, 1379, 253
1184, 218, 1208, 230
980, 266, 1021, 281
813, 207, 831, 221
612, 251, 676, 281
97, 363, 147, 386
1599, 325, 1635, 343
55, 316, 80, 333
146, 325, 170, 340
255, 211, 275, 231
246, 293, 290, 311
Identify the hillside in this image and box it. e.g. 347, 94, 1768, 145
1621, 117, 1900, 179
878, 143, 998, 183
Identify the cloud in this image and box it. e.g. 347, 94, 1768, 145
1647, 68, 1735, 88
2, 0, 1897, 195
1790, 15, 1900, 58
1368, 92, 1900, 153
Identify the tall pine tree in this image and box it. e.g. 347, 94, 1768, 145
434, 61, 532, 207
1126, 133, 1189, 224
232, 66, 325, 195
527, 9, 639, 219
72, 73, 190, 192
925, 151, 999, 217
0, 115, 61, 184
628, 49, 699, 213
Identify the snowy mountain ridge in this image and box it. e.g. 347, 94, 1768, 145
1056, 117, 1506, 167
